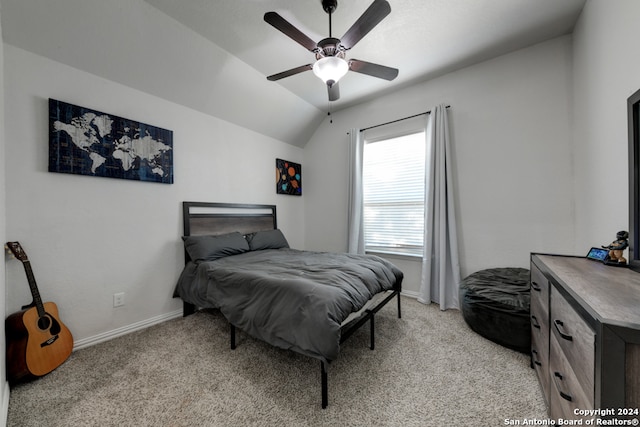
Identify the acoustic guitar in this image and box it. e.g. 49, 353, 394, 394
5, 241, 73, 384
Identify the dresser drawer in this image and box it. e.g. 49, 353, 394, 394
549, 334, 594, 420
531, 318, 550, 403
550, 285, 595, 399
530, 296, 548, 338
530, 293, 549, 352
530, 265, 549, 323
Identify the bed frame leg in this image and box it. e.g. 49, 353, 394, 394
183, 301, 196, 317
368, 311, 375, 350
230, 324, 236, 350
321, 362, 328, 409
397, 291, 402, 319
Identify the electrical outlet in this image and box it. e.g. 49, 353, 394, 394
113, 292, 125, 307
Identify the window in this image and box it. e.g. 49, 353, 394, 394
363, 131, 426, 257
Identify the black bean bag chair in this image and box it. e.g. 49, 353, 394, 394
459, 267, 530, 353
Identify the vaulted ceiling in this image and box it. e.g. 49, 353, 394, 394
1, 0, 585, 147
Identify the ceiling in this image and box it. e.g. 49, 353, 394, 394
145, 0, 586, 111
0, 0, 586, 147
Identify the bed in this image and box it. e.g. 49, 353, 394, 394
174, 201, 404, 408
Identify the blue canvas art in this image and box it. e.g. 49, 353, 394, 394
49, 99, 174, 184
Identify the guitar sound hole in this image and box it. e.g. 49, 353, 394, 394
37, 314, 61, 334
37, 315, 51, 331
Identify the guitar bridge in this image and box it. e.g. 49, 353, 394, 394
41, 335, 59, 348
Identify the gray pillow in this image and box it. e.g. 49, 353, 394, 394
246, 229, 290, 251
182, 232, 250, 262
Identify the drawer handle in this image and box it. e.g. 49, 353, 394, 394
531, 315, 541, 329
531, 281, 542, 292
531, 349, 542, 366
553, 319, 573, 341
553, 372, 573, 402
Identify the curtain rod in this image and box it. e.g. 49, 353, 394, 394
359, 105, 451, 133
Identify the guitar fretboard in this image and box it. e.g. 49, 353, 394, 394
22, 260, 45, 318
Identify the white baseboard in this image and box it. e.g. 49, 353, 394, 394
400, 289, 419, 299
48, 291, 419, 352
73, 309, 183, 351
73, 293, 417, 351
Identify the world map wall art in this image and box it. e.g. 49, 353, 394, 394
48, 98, 174, 184
276, 158, 302, 196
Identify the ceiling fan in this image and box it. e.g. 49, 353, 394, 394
264, 0, 399, 101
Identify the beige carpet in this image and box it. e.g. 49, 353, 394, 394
7, 296, 546, 426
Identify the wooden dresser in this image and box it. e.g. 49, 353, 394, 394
530, 254, 640, 421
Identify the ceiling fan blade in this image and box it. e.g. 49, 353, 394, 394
340, 0, 391, 50
267, 64, 313, 81
328, 82, 340, 101
349, 59, 398, 81
264, 12, 318, 52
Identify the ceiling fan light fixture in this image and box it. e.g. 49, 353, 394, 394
312, 56, 348, 86
264, 0, 396, 101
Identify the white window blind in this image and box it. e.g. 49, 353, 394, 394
363, 131, 426, 257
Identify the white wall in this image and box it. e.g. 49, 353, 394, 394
304, 36, 576, 295
0, 1, 9, 419
3, 45, 304, 345
0, 0, 322, 147
572, 0, 640, 252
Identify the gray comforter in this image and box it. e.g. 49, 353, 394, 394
174, 248, 403, 362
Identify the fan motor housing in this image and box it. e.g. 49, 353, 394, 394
322, 0, 338, 14
316, 37, 345, 59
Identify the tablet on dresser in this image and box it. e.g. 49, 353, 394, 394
586, 247, 609, 261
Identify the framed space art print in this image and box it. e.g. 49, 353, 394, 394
276, 158, 302, 196
49, 99, 174, 184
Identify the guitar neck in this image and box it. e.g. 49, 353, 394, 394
22, 261, 45, 317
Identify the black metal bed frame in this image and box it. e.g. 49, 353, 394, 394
180, 201, 402, 408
